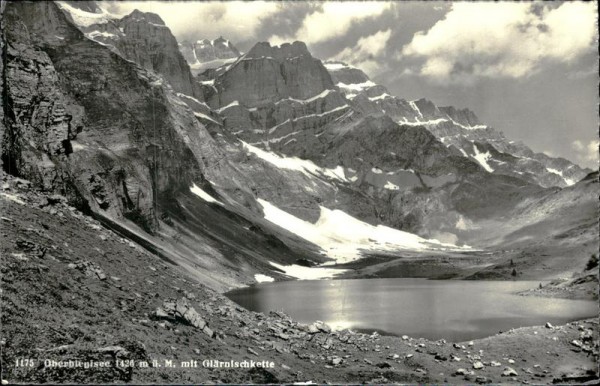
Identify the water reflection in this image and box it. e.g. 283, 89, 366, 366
226, 278, 598, 342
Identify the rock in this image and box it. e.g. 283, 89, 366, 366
376, 362, 392, 369
277, 333, 289, 341
473, 361, 484, 369
155, 298, 207, 330
281, 364, 290, 370
508, 359, 515, 364
247, 347, 259, 356
456, 368, 468, 375
490, 361, 501, 367
97, 345, 127, 354
388, 354, 400, 360
316, 322, 331, 334
545, 322, 554, 329
405, 354, 413, 359
475, 376, 490, 384
402, 335, 409, 340
502, 367, 518, 376
468, 341, 474, 346
570, 340, 582, 348
307, 324, 320, 334
435, 354, 448, 361
193, 349, 201, 355
202, 326, 214, 338
330, 357, 342, 366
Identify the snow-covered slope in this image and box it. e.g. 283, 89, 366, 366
258, 198, 468, 264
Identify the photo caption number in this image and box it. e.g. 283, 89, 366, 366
15, 358, 35, 367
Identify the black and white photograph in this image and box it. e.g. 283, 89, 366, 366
1, 0, 598, 384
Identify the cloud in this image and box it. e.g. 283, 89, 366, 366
334, 29, 392, 76
104, 1, 280, 43
400, 2, 597, 84
572, 140, 599, 164
269, 2, 390, 45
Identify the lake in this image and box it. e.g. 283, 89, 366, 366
226, 278, 598, 342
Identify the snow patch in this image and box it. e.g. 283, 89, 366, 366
176, 93, 209, 108
193, 112, 220, 125
384, 181, 399, 190
269, 262, 346, 280
371, 167, 383, 174
409, 101, 423, 119
242, 142, 347, 182
190, 184, 223, 205
397, 118, 448, 126
216, 100, 239, 113
86, 31, 117, 39
324, 62, 350, 71
546, 167, 576, 186
369, 93, 392, 101
472, 144, 494, 173
336, 81, 376, 92
254, 274, 275, 283
276, 89, 335, 105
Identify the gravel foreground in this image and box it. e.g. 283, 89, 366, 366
1, 174, 598, 384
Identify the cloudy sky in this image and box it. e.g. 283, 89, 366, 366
105, 1, 598, 168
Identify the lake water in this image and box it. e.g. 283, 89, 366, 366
226, 278, 598, 342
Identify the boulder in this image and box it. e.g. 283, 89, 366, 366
502, 367, 518, 377
155, 298, 208, 331
473, 361, 484, 369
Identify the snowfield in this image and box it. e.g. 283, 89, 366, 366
56, 1, 118, 27
258, 198, 469, 264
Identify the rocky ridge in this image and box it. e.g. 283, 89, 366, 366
57, 2, 200, 98
324, 61, 591, 188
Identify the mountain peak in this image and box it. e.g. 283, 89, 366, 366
62, 1, 103, 14
247, 41, 310, 60
123, 9, 165, 26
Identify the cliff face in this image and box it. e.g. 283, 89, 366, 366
2, 1, 338, 284
3, 1, 209, 231
212, 42, 335, 108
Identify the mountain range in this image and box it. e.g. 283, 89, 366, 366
2, 1, 597, 289
2, 1, 598, 384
